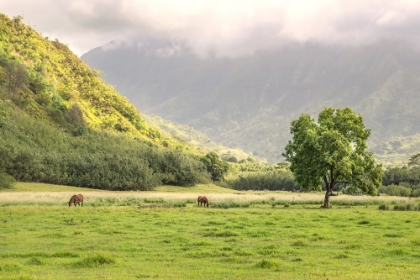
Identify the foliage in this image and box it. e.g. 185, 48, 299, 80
378, 204, 389, 210
383, 166, 420, 186
379, 185, 412, 197
408, 152, 420, 168
283, 107, 383, 207
200, 152, 229, 181
0, 13, 201, 150
0, 99, 211, 189
0, 172, 16, 189
382, 160, 420, 197
0, 14, 218, 189
228, 171, 300, 191
224, 159, 298, 191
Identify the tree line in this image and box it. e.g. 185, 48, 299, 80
0, 99, 214, 190
379, 153, 420, 197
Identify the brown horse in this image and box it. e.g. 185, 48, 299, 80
197, 196, 209, 208
68, 194, 84, 207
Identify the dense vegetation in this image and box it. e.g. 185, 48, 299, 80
380, 153, 420, 197
0, 14, 214, 190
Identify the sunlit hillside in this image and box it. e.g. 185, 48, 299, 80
0, 14, 221, 190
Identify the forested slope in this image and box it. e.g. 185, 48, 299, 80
0, 14, 212, 190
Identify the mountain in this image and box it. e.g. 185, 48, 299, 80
0, 14, 224, 190
82, 38, 420, 164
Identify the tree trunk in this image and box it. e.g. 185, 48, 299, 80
322, 171, 334, 208
322, 190, 330, 208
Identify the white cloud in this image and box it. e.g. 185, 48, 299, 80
1, 0, 420, 57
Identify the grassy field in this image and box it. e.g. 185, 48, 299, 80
1, 183, 420, 279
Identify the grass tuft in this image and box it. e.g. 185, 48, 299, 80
255, 258, 278, 269
383, 233, 402, 238
74, 252, 115, 268
204, 230, 239, 237
335, 254, 349, 259
292, 240, 307, 246
0, 262, 23, 272
345, 244, 362, 250
27, 257, 44, 265
389, 248, 407, 256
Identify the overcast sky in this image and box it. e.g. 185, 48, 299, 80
1, 0, 420, 57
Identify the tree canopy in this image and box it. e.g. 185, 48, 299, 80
200, 152, 229, 181
283, 107, 383, 208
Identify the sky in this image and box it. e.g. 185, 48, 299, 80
1, 0, 420, 57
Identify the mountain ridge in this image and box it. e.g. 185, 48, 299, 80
82, 38, 420, 164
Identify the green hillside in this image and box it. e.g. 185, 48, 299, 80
82, 39, 420, 164
143, 114, 255, 162
0, 14, 217, 190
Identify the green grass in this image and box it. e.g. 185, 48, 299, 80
1, 200, 420, 279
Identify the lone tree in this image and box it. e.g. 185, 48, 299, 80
283, 107, 383, 208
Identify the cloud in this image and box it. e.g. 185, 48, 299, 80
1, 0, 420, 57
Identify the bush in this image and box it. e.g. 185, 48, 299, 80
378, 204, 389, 210
228, 171, 300, 191
393, 204, 415, 211
411, 189, 420, 197
0, 173, 16, 189
380, 185, 412, 197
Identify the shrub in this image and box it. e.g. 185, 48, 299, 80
228, 171, 300, 191
0, 173, 16, 189
380, 185, 412, 197
411, 189, 420, 197
378, 204, 389, 210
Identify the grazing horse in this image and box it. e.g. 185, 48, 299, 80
68, 194, 84, 207
197, 196, 209, 208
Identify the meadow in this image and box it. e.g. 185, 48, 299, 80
0, 183, 420, 279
